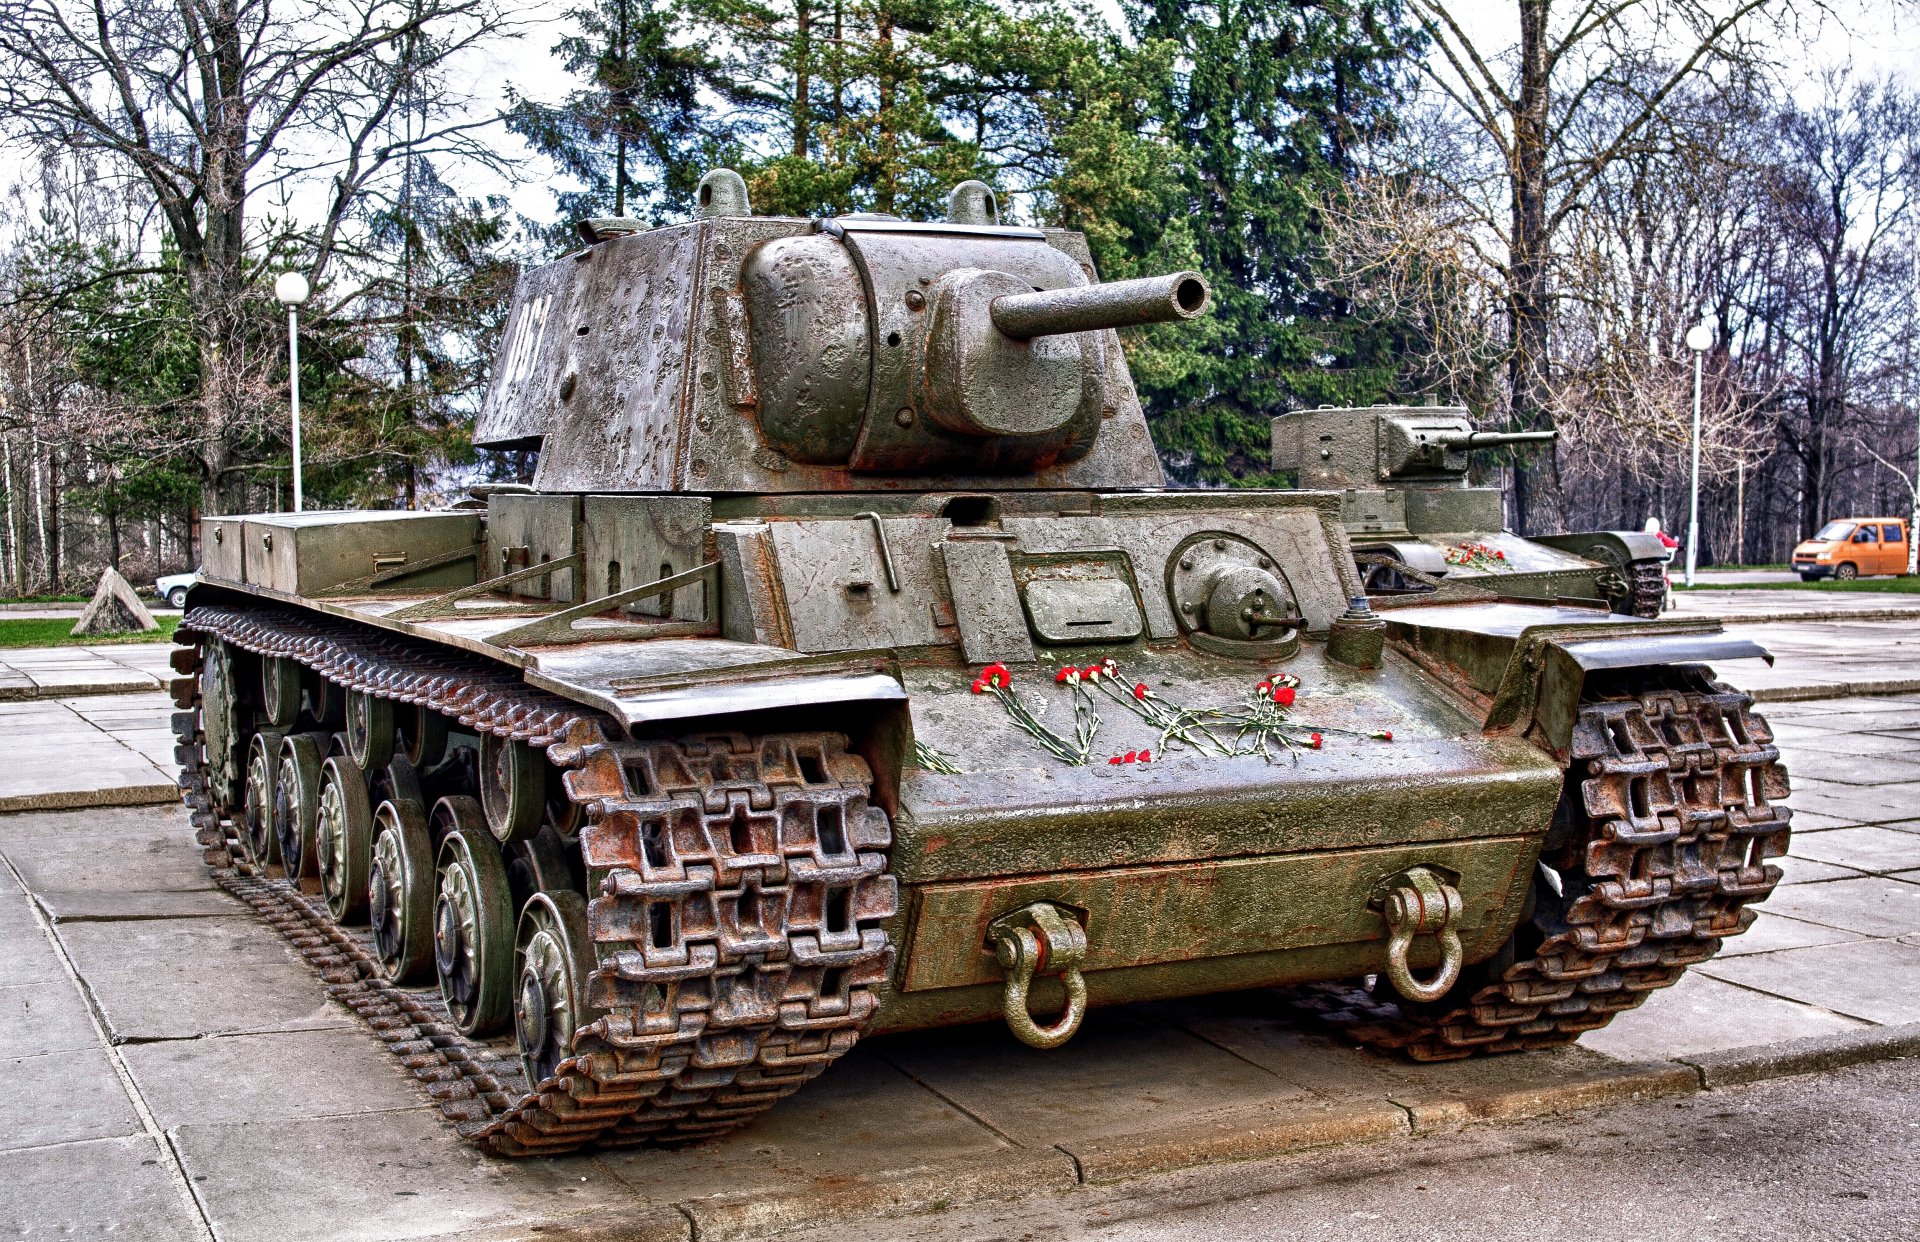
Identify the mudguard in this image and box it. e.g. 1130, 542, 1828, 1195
1382, 601, 1771, 753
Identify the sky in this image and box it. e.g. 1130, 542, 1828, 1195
5, 0, 1916, 244
446, 0, 1920, 229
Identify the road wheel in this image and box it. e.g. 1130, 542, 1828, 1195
369, 794, 436, 984
1835, 562, 1859, 581
168, 587, 188, 609
242, 730, 285, 867
274, 733, 328, 885
434, 811, 515, 1036
316, 755, 373, 923
513, 890, 602, 1087
480, 734, 545, 845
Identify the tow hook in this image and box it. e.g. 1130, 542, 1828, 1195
1373, 867, 1464, 1003
987, 902, 1088, 1049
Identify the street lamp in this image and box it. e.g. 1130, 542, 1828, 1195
274, 272, 311, 512
1684, 321, 1713, 587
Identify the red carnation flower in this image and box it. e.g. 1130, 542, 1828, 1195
1133, 682, 1149, 700
1108, 755, 1123, 765
1138, 750, 1151, 762
971, 679, 988, 694
1056, 667, 1072, 683
1123, 750, 1138, 763
1255, 680, 1272, 696
1309, 732, 1323, 748
1272, 685, 1296, 706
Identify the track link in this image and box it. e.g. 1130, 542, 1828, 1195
1622, 557, 1669, 618
1293, 672, 1790, 1059
173, 605, 896, 1155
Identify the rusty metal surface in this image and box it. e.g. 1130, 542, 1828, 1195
1293, 672, 1792, 1059
173, 604, 895, 1155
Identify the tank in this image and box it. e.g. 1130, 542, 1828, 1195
172, 173, 1791, 1158
1272, 404, 1674, 617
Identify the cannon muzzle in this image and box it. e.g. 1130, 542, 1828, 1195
1434, 429, 1559, 451
990, 271, 1211, 341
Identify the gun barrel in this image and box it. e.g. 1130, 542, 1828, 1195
990, 271, 1211, 341
1439, 429, 1559, 450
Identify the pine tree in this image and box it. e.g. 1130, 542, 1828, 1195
1120, 0, 1419, 484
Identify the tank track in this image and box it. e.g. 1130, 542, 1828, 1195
1293, 672, 1790, 1059
1622, 557, 1668, 618
172, 604, 896, 1155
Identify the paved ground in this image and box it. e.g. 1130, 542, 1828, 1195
0, 642, 177, 701
822, 1055, 1920, 1241
2, 674, 1917, 1241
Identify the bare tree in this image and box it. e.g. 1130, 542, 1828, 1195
0, 0, 507, 518
1393, 0, 1801, 531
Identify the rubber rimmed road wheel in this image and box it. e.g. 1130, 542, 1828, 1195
480, 733, 545, 846
242, 730, 285, 867
274, 733, 328, 885
369, 794, 436, 984
316, 754, 373, 923
513, 890, 602, 1087
435, 809, 514, 1036
346, 688, 396, 770
260, 657, 301, 729
1835, 562, 1859, 581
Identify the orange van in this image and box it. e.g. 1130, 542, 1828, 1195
1792, 518, 1911, 580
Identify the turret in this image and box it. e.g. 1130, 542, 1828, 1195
1272, 405, 1555, 491
475, 175, 1210, 494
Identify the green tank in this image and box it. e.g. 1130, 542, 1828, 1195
1272, 404, 1673, 617
172, 172, 1791, 1157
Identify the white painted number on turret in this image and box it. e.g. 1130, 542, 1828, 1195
502, 293, 553, 387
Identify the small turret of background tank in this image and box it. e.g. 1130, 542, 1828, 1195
1272, 402, 1673, 618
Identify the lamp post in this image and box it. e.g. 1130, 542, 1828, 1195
274, 272, 311, 512
1684, 321, 1713, 587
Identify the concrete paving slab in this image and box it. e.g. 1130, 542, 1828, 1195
1714, 910, 1866, 957
1773, 854, 1865, 885
0, 805, 212, 894
1775, 751, 1920, 786
1775, 730, 1920, 757
1, 1045, 144, 1149
1780, 777, 1920, 825
1702, 938, 1920, 1025
1791, 826, 1920, 874
62, 917, 354, 1044
0, 979, 101, 1057
1752, 876, 1920, 937
1576, 968, 1864, 1061
121, 1026, 437, 1129
1783, 808, 1862, 831
0, 1135, 205, 1242
878, 1008, 1309, 1145
36, 888, 244, 922
171, 1109, 648, 1242
598, 1045, 1051, 1239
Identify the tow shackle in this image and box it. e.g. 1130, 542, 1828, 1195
987, 902, 1088, 1049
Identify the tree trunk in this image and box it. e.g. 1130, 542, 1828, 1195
1506, 0, 1560, 535
793, 0, 812, 159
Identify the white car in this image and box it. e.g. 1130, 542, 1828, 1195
155, 572, 197, 609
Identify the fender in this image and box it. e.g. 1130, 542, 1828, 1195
1383, 601, 1771, 754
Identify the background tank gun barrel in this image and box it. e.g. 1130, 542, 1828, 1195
990, 271, 1211, 340
1437, 429, 1558, 451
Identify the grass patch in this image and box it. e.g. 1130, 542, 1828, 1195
0, 617, 181, 648
1673, 577, 1920, 593
0, 593, 92, 604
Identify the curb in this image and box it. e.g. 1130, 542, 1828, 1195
1704, 607, 1920, 624
1681, 1021, 1920, 1088
466, 1023, 1920, 1242
0, 783, 180, 814
1752, 679, 1920, 703
0, 680, 164, 702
